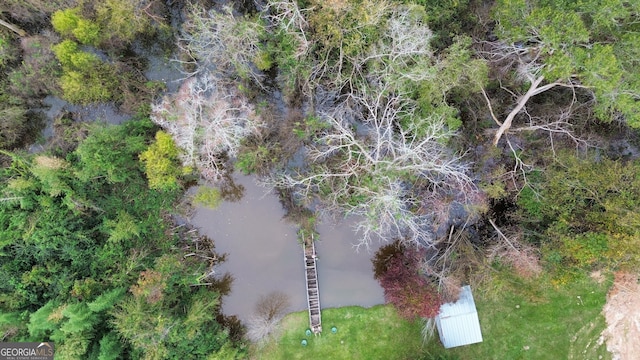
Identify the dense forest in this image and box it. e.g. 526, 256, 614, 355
1, 0, 639, 358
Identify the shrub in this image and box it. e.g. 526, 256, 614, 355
52, 38, 120, 104
8, 34, 61, 98
139, 131, 183, 191
517, 185, 543, 220
560, 232, 608, 269
373, 241, 442, 319
0, 105, 27, 149
253, 49, 273, 71
51, 8, 81, 37
51, 39, 77, 66
95, 0, 170, 48
0, 35, 18, 68
52, 8, 101, 45
58, 66, 118, 104
235, 146, 271, 175
246, 292, 290, 342
52, 40, 98, 68
524, 152, 640, 273
72, 18, 101, 45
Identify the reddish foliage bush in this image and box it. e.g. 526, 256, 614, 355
374, 243, 442, 319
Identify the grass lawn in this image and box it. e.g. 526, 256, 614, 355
251, 305, 427, 360
444, 274, 612, 360
253, 273, 612, 360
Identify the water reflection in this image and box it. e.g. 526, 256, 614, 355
42, 95, 130, 128
218, 173, 246, 202
191, 174, 305, 321
315, 220, 385, 309
191, 173, 385, 322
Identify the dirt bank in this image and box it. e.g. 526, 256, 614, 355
602, 272, 640, 360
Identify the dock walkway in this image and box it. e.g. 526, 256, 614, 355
303, 236, 322, 334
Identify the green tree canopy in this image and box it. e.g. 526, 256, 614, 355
0, 119, 240, 358
492, 0, 640, 127
519, 152, 640, 273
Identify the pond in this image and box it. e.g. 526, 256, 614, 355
30, 50, 184, 153
191, 173, 385, 322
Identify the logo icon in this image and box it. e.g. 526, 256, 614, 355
37, 343, 53, 351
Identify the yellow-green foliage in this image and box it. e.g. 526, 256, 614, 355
52, 39, 119, 104
50, 1, 167, 105
30, 156, 71, 197
253, 49, 273, 71
52, 1, 156, 46
58, 66, 119, 104
52, 8, 101, 45
307, 0, 386, 59
52, 40, 99, 68
51, 8, 81, 37
558, 232, 608, 268
73, 18, 101, 45
96, 0, 152, 43
104, 211, 141, 244
139, 131, 182, 191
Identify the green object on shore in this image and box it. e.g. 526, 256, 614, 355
301, 339, 308, 346
331, 326, 338, 333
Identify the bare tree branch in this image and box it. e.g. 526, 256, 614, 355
481, 40, 594, 146
275, 87, 474, 248
0, 18, 26, 37
264, 0, 310, 58
480, 87, 502, 126
493, 75, 545, 145
151, 74, 261, 182
180, 4, 265, 86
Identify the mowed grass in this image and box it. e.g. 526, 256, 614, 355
252, 305, 425, 360
445, 274, 612, 360
254, 273, 612, 360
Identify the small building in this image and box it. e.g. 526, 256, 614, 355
436, 285, 483, 349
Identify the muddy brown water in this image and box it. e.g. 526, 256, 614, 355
191, 173, 385, 322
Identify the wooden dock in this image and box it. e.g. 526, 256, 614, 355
303, 235, 322, 334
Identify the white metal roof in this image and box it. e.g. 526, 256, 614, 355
436, 285, 483, 349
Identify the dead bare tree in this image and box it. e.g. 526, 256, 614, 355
480, 41, 592, 147
246, 291, 291, 343
360, 6, 434, 85
267, 4, 481, 249
276, 86, 474, 249
0, 18, 26, 37
263, 0, 310, 59
151, 74, 261, 182
179, 4, 265, 86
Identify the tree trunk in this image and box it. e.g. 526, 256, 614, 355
0, 18, 26, 37
493, 76, 545, 146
